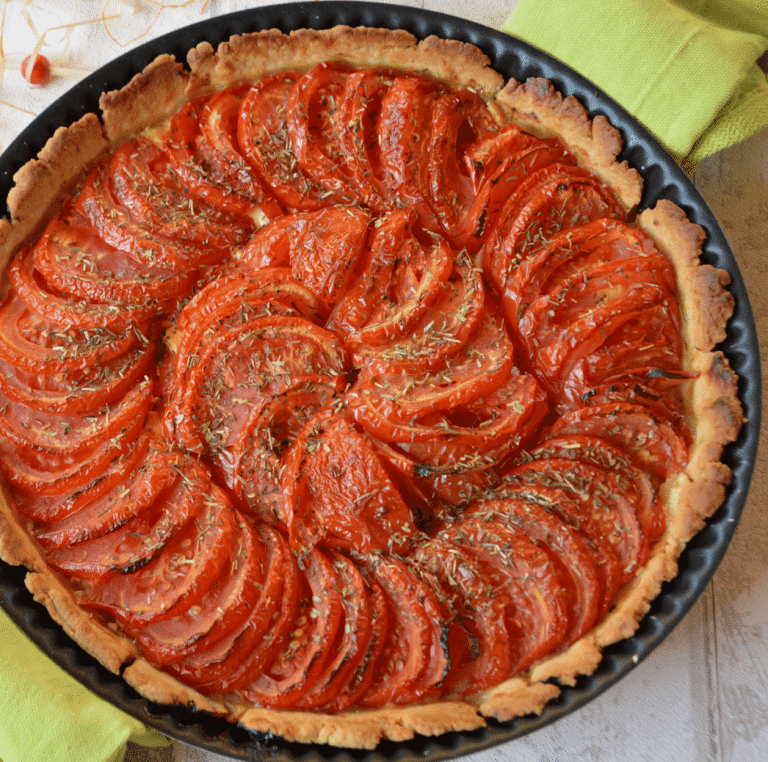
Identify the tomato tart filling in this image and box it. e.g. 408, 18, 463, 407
0, 27, 741, 750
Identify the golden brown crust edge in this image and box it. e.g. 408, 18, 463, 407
0, 29, 744, 750
495, 78, 643, 212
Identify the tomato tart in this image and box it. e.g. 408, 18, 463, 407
0, 26, 742, 750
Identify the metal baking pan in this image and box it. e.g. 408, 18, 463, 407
0, 3, 761, 760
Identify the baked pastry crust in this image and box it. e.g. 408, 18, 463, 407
0, 25, 742, 750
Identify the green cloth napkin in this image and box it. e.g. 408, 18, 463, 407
504, 0, 768, 171
0, 608, 168, 762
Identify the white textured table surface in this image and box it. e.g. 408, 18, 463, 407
0, 2, 765, 761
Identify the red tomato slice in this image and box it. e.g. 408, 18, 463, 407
409, 536, 512, 695
286, 63, 360, 205
0, 287, 145, 375
283, 414, 419, 554
238, 73, 327, 211
506, 457, 649, 586
241, 547, 343, 708
294, 551, 374, 709
0, 376, 152, 460
9, 245, 156, 331
0, 343, 154, 415
0, 409, 145, 497
44, 456, 206, 583
531, 433, 666, 542
240, 206, 371, 309
32, 438, 183, 548
227, 377, 337, 522
34, 215, 193, 306
445, 516, 571, 676
131, 520, 264, 666
322, 572, 390, 712
547, 402, 689, 479
482, 163, 625, 295
467, 498, 602, 645
109, 138, 252, 249
206, 526, 301, 693
84, 481, 237, 626
357, 555, 449, 707
336, 68, 396, 211
74, 162, 225, 272
427, 88, 498, 245
377, 75, 442, 232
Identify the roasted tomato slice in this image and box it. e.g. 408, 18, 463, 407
240, 205, 371, 309
238, 73, 327, 211
467, 498, 602, 645
84, 482, 237, 626
34, 215, 193, 306
228, 377, 337, 522
294, 552, 374, 709
506, 457, 650, 588
286, 63, 360, 205
241, 546, 344, 708
0, 377, 152, 461
482, 163, 625, 295
531, 433, 666, 542
109, 138, 253, 249
377, 75, 442, 232
335, 68, 396, 211
547, 402, 689, 479
281, 414, 419, 554
131, 520, 265, 666
9, 245, 156, 331
357, 555, 450, 707
444, 515, 571, 675
0, 287, 146, 375
44, 455, 206, 583
426, 88, 498, 245
204, 526, 302, 693
409, 536, 512, 696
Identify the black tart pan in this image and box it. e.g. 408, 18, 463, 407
0, 3, 761, 760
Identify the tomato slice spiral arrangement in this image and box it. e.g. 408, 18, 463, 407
0, 37, 741, 748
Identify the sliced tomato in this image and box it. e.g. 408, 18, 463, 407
0, 343, 154, 414
377, 75, 442, 232
84, 481, 237, 626
336, 68, 396, 211
32, 438, 183, 548
427, 88, 498, 245
241, 546, 343, 708
547, 402, 689, 479
467, 498, 602, 645
0, 377, 152, 461
240, 205, 371, 308
482, 163, 625, 295
357, 555, 450, 707
238, 73, 327, 211
34, 215, 193, 306
203, 526, 301, 693
506, 457, 649, 586
409, 535, 512, 695
282, 414, 419, 554
294, 552, 374, 709
131, 520, 265, 666
0, 408, 145, 497
10, 245, 156, 331
44, 456, 206, 583
0, 287, 145, 375
109, 138, 252, 249
531, 433, 666, 542
286, 63, 360, 205
74, 162, 225, 272
444, 515, 571, 676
